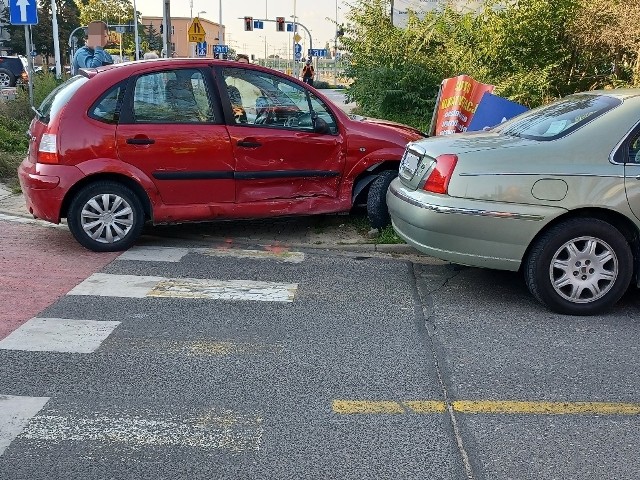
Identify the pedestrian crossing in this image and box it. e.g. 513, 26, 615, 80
0, 244, 305, 458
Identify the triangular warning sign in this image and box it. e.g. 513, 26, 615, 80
188, 18, 205, 35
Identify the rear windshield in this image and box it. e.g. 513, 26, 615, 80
38, 75, 88, 123
494, 94, 621, 141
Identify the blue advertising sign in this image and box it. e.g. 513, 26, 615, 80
467, 92, 529, 132
9, 0, 38, 25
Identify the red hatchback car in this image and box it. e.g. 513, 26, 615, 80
19, 59, 425, 251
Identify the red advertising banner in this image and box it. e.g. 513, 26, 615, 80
433, 75, 495, 135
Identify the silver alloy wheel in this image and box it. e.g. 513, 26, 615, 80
549, 235, 618, 304
0, 72, 10, 87
81, 193, 135, 244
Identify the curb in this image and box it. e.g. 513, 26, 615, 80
0, 197, 418, 256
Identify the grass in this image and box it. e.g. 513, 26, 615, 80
346, 213, 406, 245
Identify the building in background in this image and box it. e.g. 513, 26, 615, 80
140, 15, 224, 58
392, 0, 483, 28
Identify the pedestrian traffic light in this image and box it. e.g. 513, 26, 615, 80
244, 16, 253, 31
276, 17, 285, 32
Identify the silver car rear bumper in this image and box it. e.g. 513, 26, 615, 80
387, 179, 566, 271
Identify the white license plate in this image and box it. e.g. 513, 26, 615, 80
401, 151, 420, 176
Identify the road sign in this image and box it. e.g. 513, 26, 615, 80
294, 52, 302, 61
294, 43, 302, 54
196, 41, 207, 57
308, 48, 328, 58
188, 17, 206, 43
286, 23, 297, 33
213, 44, 229, 54
9, 0, 38, 25
293, 33, 302, 43
253, 20, 264, 30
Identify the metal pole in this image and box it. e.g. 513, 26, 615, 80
333, 0, 337, 86
23, 26, 34, 106
51, 0, 61, 78
293, 0, 297, 78
218, 0, 222, 59
133, 0, 140, 59
163, 0, 171, 58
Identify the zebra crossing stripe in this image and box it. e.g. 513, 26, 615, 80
117, 245, 305, 263
0, 395, 50, 456
0, 318, 120, 353
68, 273, 298, 302
18, 408, 263, 452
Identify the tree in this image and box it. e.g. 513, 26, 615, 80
567, 0, 640, 86
341, 0, 443, 130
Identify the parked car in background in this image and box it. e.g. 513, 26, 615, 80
18, 58, 425, 252
388, 90, 640, 315
0, 55, 28, 87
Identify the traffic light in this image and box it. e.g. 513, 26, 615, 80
244, 16, 253, 31
276, 17, 285, 32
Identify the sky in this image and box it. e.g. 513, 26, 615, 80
134, 0, 349, 59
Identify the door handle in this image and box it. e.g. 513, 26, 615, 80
127, 138, 155, 145
237, 140, 262, 148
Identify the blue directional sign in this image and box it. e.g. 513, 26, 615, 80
308, 48, 328, 58
196, 41, 207, 57
294, 43, 302, 54
253, 20, 264, 30
213, 44, 229, 54
9, 0, 38, 25
286, 23, 297, 33
294, 52, 302, 61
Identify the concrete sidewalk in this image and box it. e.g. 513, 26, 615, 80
0, 182, 419, 256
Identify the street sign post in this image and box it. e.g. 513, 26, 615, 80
188, 17, 206, 43
196, 41, 207, 57
9, 0, 38, 25
213, 45, 229, 55
308, 49, 328, 58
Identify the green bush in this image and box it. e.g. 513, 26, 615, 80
0, 72, 63, 183
313, 80, 331, 89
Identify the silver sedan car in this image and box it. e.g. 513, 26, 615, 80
388, 90, 640, 315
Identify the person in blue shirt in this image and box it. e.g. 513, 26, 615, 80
72, 21, 113, 74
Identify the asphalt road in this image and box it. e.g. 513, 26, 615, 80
1, 217, 640, 479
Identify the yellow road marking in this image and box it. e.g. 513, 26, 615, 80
333, 400, 640, 416
453, 400, 640, 415
404, 401, 448, 413
332, 400, 405, 414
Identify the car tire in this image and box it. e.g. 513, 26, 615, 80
67, 181, 145, 252
524, 218, 633, 315
0, 68, 15, 88
367, 170, 397, 229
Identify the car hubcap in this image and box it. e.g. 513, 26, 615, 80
81, 193, 134, 244
549, 236, 618, 304
0, 73, 10, 87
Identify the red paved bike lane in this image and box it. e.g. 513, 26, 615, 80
0, 220, 119, 339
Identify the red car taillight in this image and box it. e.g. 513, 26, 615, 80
423, 154, 458, 194
37, 133, 60, 164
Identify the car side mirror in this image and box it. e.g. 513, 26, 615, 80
312, 113, 330, 134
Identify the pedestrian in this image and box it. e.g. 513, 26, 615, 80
302, 58, 314, 86
72, 21, 113, 74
